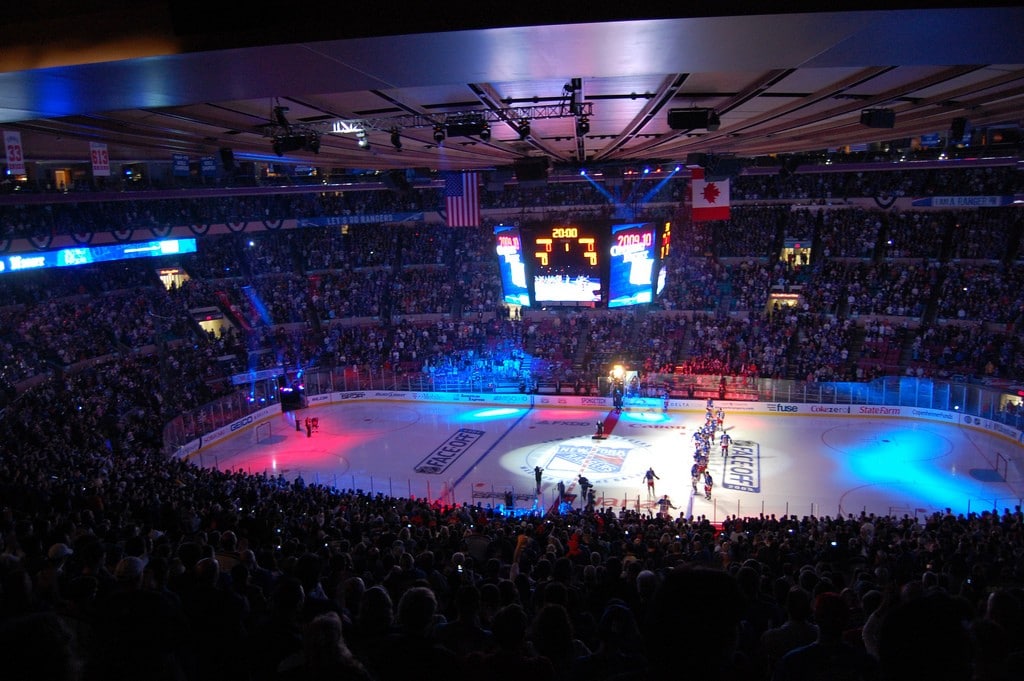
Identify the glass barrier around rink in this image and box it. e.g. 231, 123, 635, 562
164, 368, 1024, 454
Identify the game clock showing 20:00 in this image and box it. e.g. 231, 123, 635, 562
530, 225, 602, 303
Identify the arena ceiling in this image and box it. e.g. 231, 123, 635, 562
1, 3, 1023, 175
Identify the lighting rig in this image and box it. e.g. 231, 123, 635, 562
325, 102, 593, 146
262, 93, 594, 156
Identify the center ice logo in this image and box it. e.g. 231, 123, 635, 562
552, 444, 627, 474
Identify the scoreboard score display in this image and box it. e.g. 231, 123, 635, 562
494, 221, 671, 308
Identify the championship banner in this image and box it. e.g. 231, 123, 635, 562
4, 130, 26, 175
89, 142, 110, 176
200, 156, 218, 177
172, 153, 190, 177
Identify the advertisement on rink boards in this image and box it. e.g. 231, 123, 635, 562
173, 404, 282, 459
959, 414, 1023, 444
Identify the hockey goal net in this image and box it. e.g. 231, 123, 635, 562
253, 421, 272, 444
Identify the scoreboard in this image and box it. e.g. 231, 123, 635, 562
494, 221, 671, 308
529, 223, 602, 304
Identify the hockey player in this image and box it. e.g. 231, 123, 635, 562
656, 494, 677, 518
578, 475, 591, 509
720, 431, 731, 456
643, 467, 660, 498
703, 470, 714, 501
691, 462, 700, 494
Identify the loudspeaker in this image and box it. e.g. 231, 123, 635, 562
707, 158, 742, 181
486, 168, 513, 191
602, 165, 623, 188
860, 109, 895, 129
514, 158, 549, 182
219, 148, 235, 171
668, 108, 712, 130
382, 170, 411, 193
951, 117, 967, 141
685, 152, 709, 167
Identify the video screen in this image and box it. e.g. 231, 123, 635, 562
0, 238, 197, 276
493, 225, 531, 306
608, 222, 656, 308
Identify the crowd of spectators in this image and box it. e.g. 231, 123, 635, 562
2, 344, 1024, 680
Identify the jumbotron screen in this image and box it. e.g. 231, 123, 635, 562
607, 222, 657, 308
493, 225, 531, 306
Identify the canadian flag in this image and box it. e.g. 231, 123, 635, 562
690, 167, 730, 222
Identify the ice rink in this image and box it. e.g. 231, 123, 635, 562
194, 399, 1023, 522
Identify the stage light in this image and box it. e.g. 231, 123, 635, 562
480, 122, 491, 141
306, 133, 320, 154
356, 130, 369, 149
390, 128, 402, 150
433, 125, 445, 143
576, 116, 590, 135
519, 121, 531, 140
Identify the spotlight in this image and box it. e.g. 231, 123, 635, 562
306, 133, 320, 154
576, 116, 590, 135
433, 125, 445, 143
480, 122, 491, 141
390, 128, 402, 151
356, 130, 369, 149
519, 121, 531, 140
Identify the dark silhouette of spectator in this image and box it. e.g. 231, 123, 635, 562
277, 610, 373, 681
366, 586, 461, 681
761, 585, 819, 676
773, 591, 879, 680
466, 602, 555, 681
434, 583, 494, 657
179, 557, 248, 681
88, 556, 189, 681
877, 591, 974, 681
572, 601, 647, 680
640, 567, 749, 680
0, 611, 82, 681
529, 602, 591, 677
246, 577, 307, 681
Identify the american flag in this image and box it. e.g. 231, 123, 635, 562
443, 171, 480, 227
